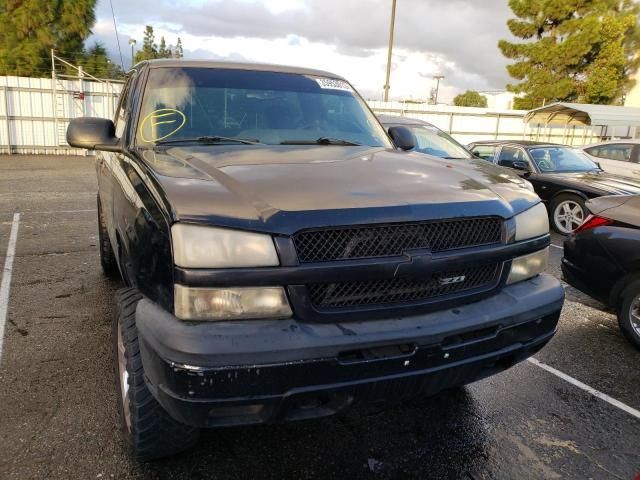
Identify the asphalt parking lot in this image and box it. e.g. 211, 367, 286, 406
0, 155, 639, 480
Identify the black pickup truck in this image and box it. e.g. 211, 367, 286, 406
67, 60, 564, 460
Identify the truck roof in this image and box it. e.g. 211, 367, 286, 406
134, 59, 345, 80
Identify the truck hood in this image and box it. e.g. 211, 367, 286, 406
140, 145, 541, 233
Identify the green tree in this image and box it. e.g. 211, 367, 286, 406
581, 14, 638, 104
513, 96, 536, 110
499, 0, 640, 108
134, 26, 178, 62
0, 0, 96, 77
453, 90, 488, 107
158, 36, 171, 58
80, 42, 124, 79
140, 25, 157, 61
175, 37, 184, 59
135, 25, 158, 62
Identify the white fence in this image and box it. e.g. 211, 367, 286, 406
0, 75, 123, 155
368, 101, 606, 146
0, 75, 628, 155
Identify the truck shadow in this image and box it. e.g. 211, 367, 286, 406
136, 387, 489, 479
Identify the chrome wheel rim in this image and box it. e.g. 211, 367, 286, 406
554, 200, 584, 234
630, 295, 640, 337
117, 321, 132, 431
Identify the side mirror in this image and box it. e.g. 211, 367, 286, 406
66, 117, 121, 152
512, 161, 530, 172
388, 126, 415, 151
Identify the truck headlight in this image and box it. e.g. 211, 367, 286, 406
171, 224, 279, 268
174, 285, 292, 320
507, 248, 548, 285
514, 203, 549, 241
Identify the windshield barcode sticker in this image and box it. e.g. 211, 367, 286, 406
314, 77, 353, 92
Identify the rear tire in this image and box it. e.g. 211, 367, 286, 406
113, 288, 200, 461
550, 194, 587, 235
617, 281, 640, 350
97, 195, 120, 279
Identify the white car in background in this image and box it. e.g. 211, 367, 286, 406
581, 140, 640, 179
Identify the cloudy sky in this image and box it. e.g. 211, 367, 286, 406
90, 0, 515, 103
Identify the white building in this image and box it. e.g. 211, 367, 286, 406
479, 90, 517, 110
624, 73, 640, 107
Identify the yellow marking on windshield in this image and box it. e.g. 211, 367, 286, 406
150, 112, 179, 118
140, 108, 186, 143
152, 120, 177, 127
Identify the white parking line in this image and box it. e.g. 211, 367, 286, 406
0, 213, 20, 360
550, 244, 563, 249
528, 357, 640, 420
0, 209, 96, 215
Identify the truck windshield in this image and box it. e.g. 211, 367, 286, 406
136, 67, 392, 148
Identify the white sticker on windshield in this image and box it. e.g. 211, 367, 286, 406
314, 77, 354, 92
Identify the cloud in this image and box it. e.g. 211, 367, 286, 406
91, 0, 515, 102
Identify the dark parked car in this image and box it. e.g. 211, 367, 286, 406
378, 116, 537, 193
377, 115, 474, 159
468, 140, 640, 234
67, 60, 564, 460
563, 195, 640, 349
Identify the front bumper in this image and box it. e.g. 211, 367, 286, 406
136, 273, 564, 428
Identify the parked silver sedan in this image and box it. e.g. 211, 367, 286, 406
581, 140, 640, 179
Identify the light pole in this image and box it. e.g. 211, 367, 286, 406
128, 38, 137, 67
432, 75, 445, 105
383, 0, 397, 102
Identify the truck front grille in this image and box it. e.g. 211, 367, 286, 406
307, 263, 502, 310
293, 217, 502, 263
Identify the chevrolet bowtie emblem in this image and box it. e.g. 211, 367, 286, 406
393, 251, 433, 279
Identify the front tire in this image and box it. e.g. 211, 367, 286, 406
618, 281, 640, 350
550, 194, 587, 235
113, 288, 200, 461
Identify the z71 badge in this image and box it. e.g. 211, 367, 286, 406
438, 275, 466, 286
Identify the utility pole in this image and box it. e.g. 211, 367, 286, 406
51, 49, 58, 147
432, 75, 445, 105
383, 0, 397, 102
129, 38, 137, 67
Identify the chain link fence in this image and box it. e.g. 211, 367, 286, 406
0, 75, 123, 155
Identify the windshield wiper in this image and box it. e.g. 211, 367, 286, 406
155, 136, 262, 146
280, 137, 361, 146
